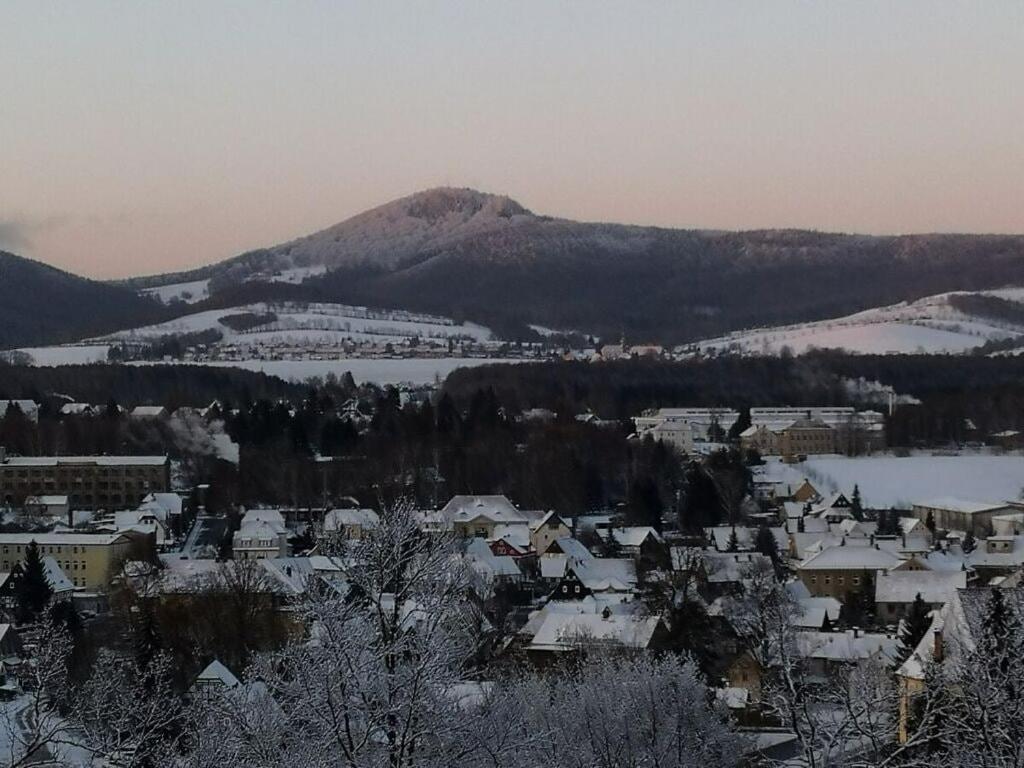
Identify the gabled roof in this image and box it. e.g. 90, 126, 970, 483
798, 542, 902, 571
529, 611, 661, 652
41, 557, 74, 594
195, 659, 240, 688
795, 630, 900, 663
569, 558, 637, 591
875, 570, 967, 604
324, 508, 380, 531
440, 495, 527, 525
609, 527, 663, 548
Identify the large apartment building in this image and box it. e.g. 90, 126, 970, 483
0, 451, 170, 510
0, 532, 136, 589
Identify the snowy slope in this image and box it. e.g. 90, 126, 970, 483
695, 290, 1024, 355
95, 301, 494, 344
140, 279, 211, 304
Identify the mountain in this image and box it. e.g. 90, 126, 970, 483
131, 188, 1024, 344
0, 251, 163, 349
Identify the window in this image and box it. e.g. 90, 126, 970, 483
824, 576, 832, 585
852, 576, 861, 586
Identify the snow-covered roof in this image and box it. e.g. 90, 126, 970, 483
798, 543, 902, 571
131, 406, 168, 418
703, 551, 773, 583
791, 596, 842, 629
570, 558, 637, 591
324, 508, 380, 531
42, 557, 74, 594
609, 526, 662, 548
490, 523, 530, 550
795, 630, 900, 663
440, 495, 528, 525
195, 659, 240, 688
875, 570, 967, 604
914, 497, 1012, 515
549, 536, 592, 562
529, 611, 661, 652
0, 455, 167, 467
465, 538, 522, 579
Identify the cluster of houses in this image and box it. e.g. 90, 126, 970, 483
634, 406, 886, 457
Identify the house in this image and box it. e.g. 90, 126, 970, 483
113, 509, 170, 545
797, 542, 903, 598
130, 405, 169, 420
465, 538, 522, 583
232, 509, 290, 560
702, 551, 774, 598
191, 659, 242, 702
137, 492, 184, 523
522, 599, 668, 662
439, 495, 529, 539
323, 508, 379, 540
966, 534, 1024, 579
59, 403, 98, 417
606, 526, 664, 557
874, 570, 967, 622
530, 511, 570, 555
42, 557, 75, 600
989, 429, 1024, 450
795, 628, 900, 678
911, 498, 1016, 537
551, 557, 636, 600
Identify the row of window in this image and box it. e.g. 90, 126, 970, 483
808, 573, 862, 587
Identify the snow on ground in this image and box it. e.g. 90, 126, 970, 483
17, 345, 111, 365
140, 278, 211, 304
97, 302, 494, 344
696, 291, 1024, 355
135, 357, 526, 386
261, 265, 328, 284
760, 453, 1024, 509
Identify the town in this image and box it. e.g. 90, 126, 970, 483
0, 369, 1021, 766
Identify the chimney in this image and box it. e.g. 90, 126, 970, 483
933, 629, 944, 662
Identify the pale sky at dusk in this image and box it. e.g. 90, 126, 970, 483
2, 1, 1022, 279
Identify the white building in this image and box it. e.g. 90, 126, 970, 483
233, 509, 290, 560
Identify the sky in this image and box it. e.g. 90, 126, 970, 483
1, 1, 1022, 279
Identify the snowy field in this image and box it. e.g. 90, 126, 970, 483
140, 278, 211, 304
12, 344, 523, 386
761, 453, 1024, 509
17, 345, 111, 365
96, 301, 494, 344
696, 291, 1024, 355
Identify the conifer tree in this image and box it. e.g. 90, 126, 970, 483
16, 541, 53, 622
851, 484, 864, 521
726, 526, 740, 552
